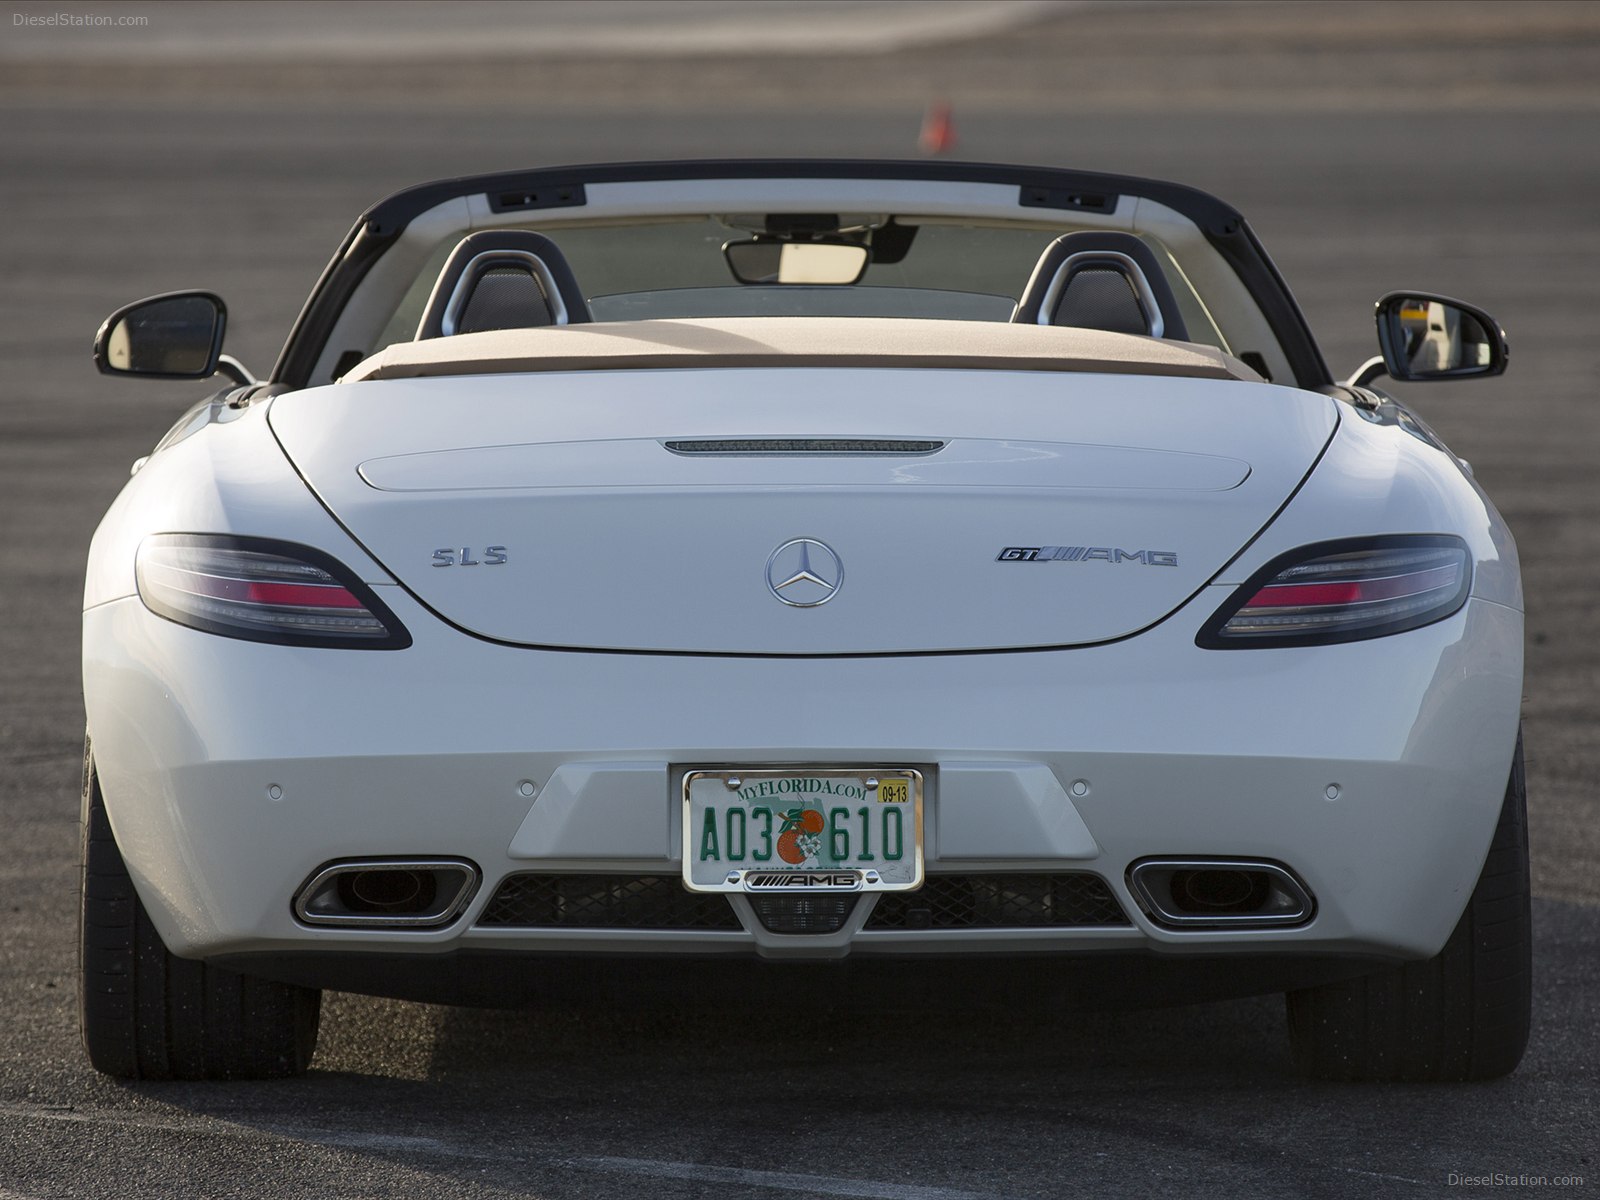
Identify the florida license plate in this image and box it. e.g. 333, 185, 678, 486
682, 768, 924, 893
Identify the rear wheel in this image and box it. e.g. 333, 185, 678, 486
79, 742, 321, 1079
1286, 730, 1531, 1081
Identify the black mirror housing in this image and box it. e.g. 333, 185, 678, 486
1375, 291, 1508, 383
94, 291, 227, 380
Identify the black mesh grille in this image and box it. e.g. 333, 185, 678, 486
749, 895, 860, 934
457, 266, 553, 333
477, 874, 740, 930
1052, 267, 1149, 335
865, 874, 1128, 929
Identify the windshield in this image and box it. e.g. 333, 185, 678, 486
278, 162, 1330, 390
373, 217, 1138, 353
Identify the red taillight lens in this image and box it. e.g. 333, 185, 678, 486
1198, 537, 1471, 648
136, 535, 411, 649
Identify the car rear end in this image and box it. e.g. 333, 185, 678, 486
82, 330, 1523, 995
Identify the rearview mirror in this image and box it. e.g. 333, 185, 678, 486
723, 239, 869, 286
1375, 292, 1507, 382
94, 291, 226, 379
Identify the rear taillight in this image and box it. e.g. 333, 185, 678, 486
1197, 536, 1471, 648
136, 535, 411, 649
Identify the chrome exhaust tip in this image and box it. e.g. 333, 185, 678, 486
294, 858, 479, 928
1127, 859, 1314, 930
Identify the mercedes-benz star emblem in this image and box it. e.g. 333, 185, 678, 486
766, 538, 843, 607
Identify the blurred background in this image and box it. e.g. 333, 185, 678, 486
2, 2, 1597, 1194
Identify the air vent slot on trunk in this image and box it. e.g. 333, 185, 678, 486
663, 439, 944, 456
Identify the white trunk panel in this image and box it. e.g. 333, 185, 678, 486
269, 367, 1337, 653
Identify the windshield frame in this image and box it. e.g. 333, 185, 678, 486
269, 159, 1332, 391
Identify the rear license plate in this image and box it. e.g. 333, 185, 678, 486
682, 768, 923, 893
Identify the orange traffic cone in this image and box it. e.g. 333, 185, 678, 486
919, 101, 956, 155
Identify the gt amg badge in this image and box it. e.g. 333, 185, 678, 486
998, 546, 1178, 566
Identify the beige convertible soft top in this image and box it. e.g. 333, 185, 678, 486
340, 317, 1264, 384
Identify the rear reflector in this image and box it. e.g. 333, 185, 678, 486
136, 534, 411, 649
1198, 536, 1471, 648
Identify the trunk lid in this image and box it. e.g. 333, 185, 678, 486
268, 368, 1336, 654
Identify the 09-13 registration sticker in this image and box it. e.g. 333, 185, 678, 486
682, 768, 923, 893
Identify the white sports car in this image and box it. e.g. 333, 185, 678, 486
83, 160, 1526, 1082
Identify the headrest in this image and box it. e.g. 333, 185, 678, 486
1012, 232, 1189, 341
416, 230, 590, 340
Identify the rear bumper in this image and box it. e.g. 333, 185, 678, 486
83, 586, 1523, 979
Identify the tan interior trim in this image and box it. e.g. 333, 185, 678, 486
341, 317, 1265, 385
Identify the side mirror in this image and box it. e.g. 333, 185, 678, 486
1374, 292, 1508, 382
94, 291, 227, 380
723, 239, 869, 286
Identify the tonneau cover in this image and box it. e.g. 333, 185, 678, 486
340, 317, 1264, 383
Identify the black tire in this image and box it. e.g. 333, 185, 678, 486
79, 741, 321, 1079
1286, 730, 1532, 1082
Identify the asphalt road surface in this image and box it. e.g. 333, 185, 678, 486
1, 2, 1597, 1196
